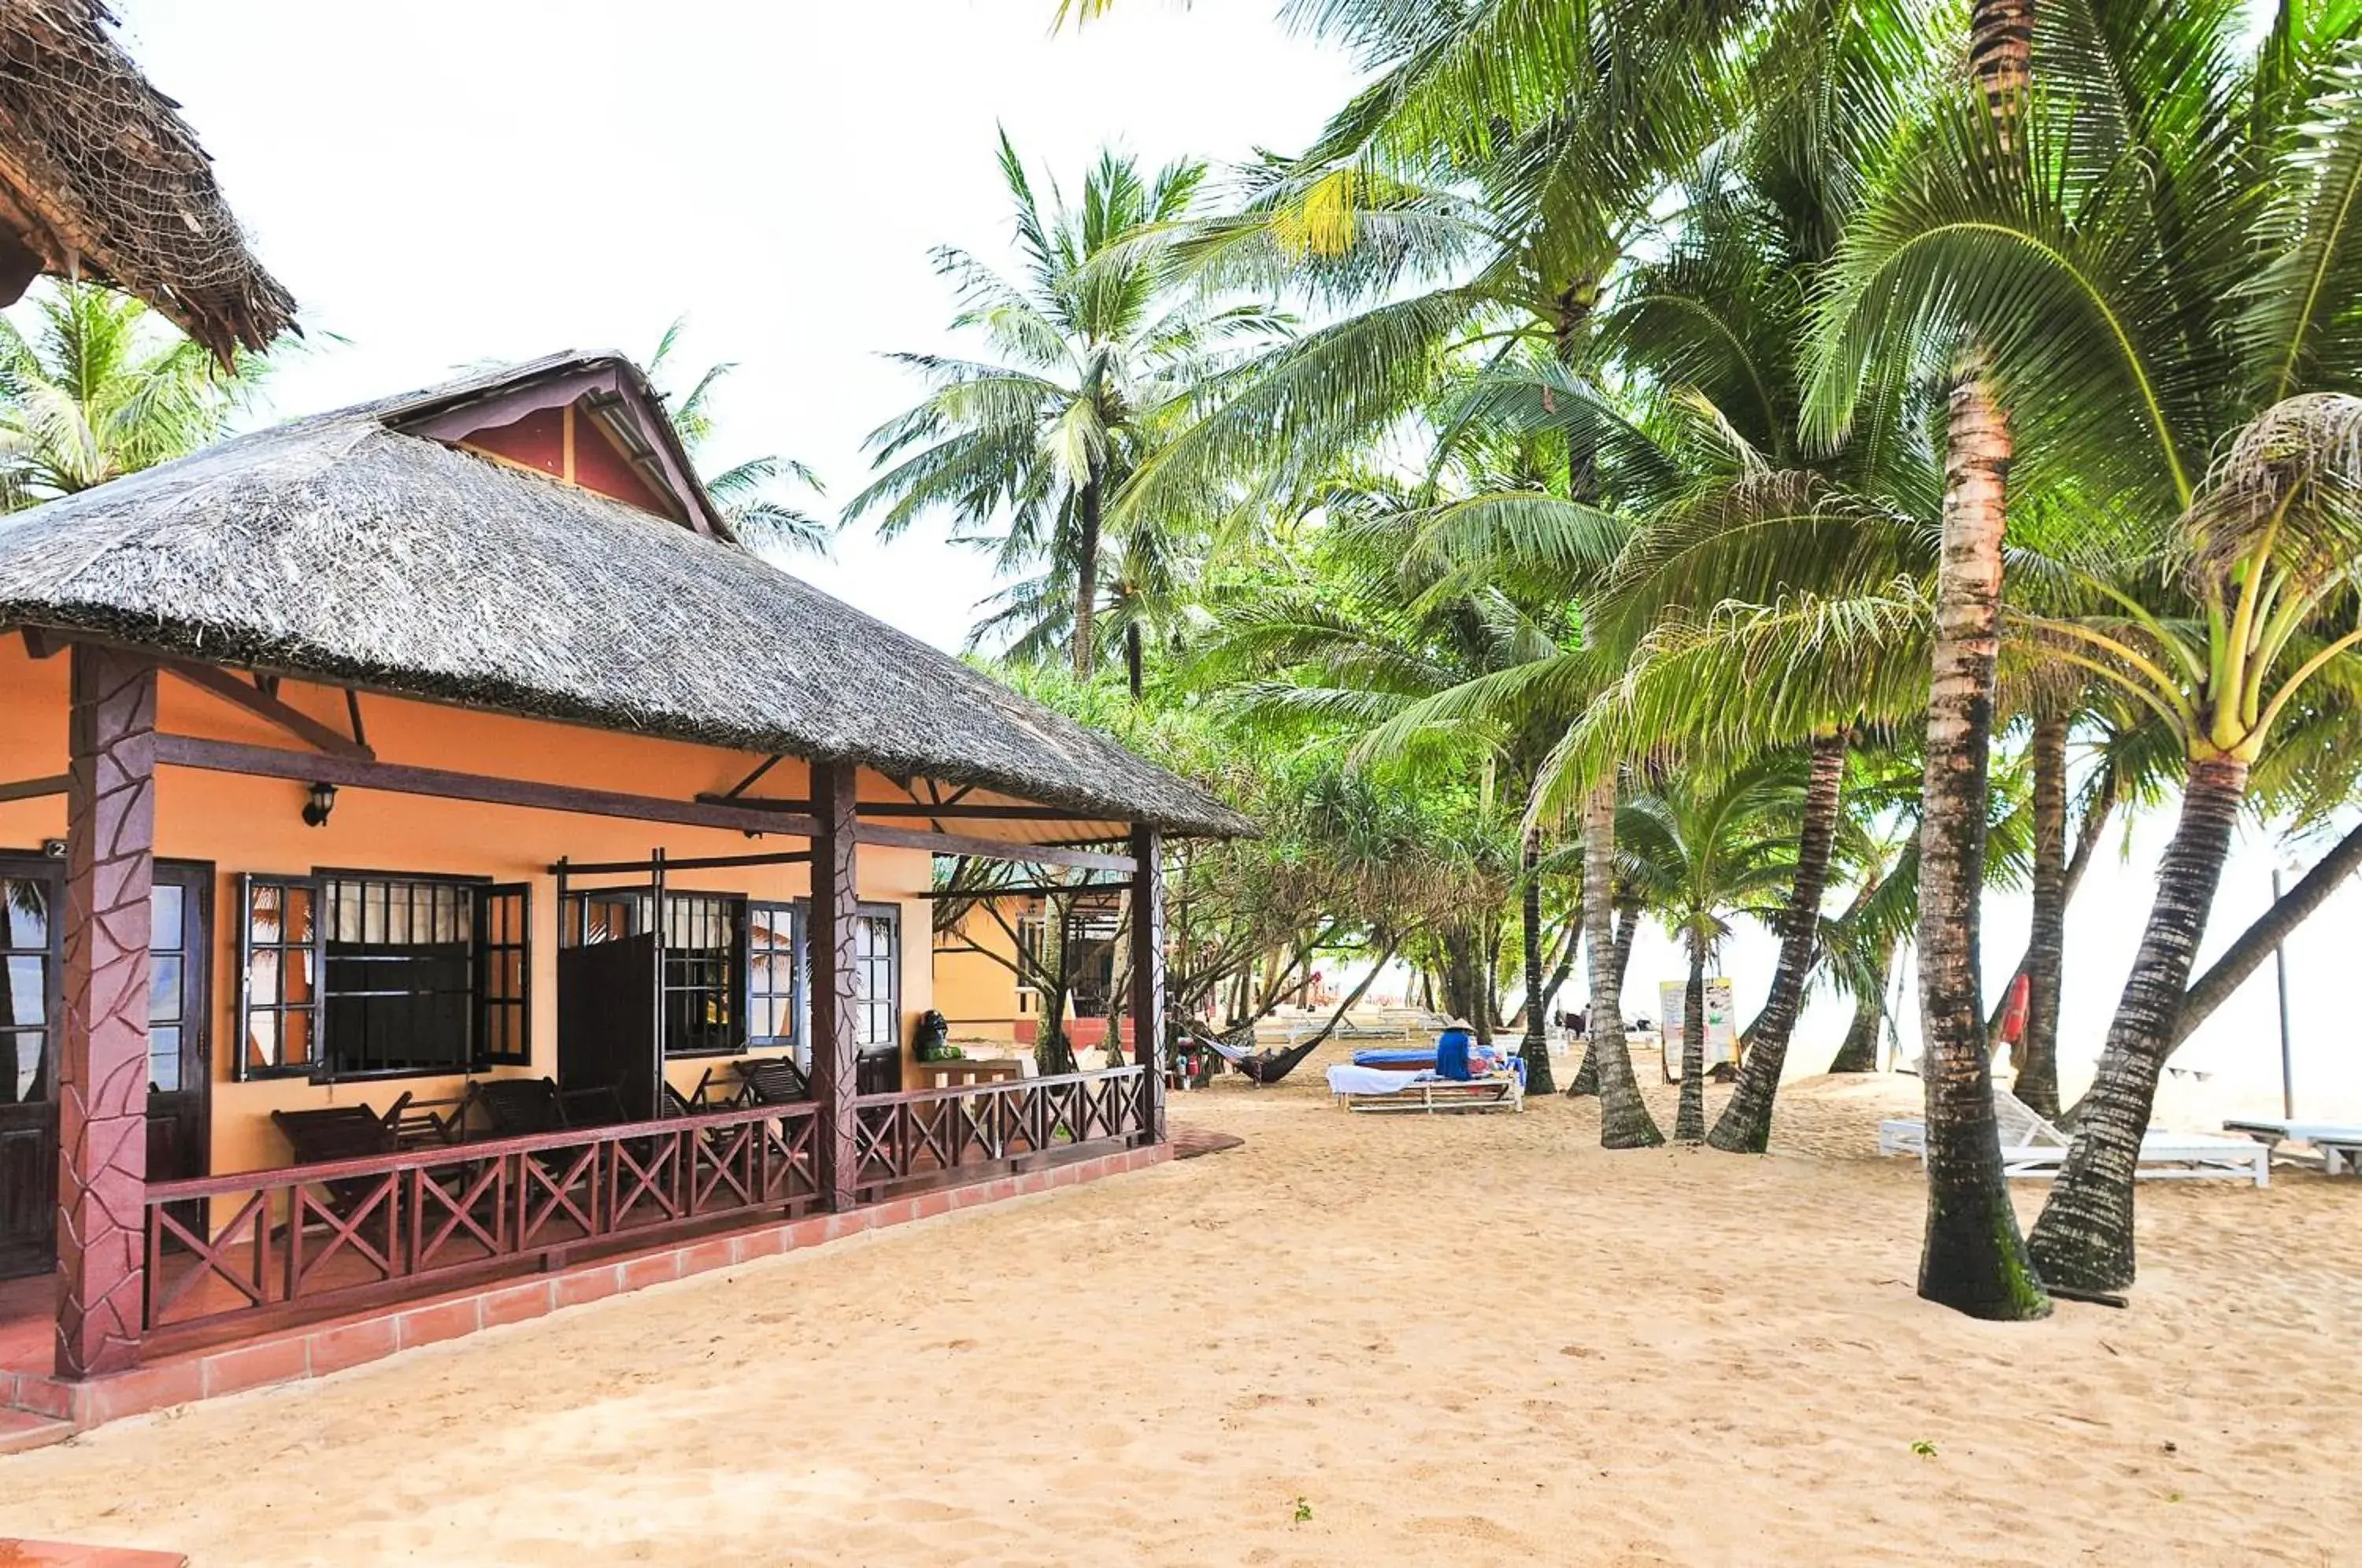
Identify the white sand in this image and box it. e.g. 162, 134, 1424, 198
2, 1055, 2358, 1566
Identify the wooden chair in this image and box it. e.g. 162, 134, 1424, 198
395, 1096, 465, 1149
732, 1056, 811, 1106
271, 1097, 409, 1222
463, 1077, 630, 1138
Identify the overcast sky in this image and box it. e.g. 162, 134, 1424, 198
71, 2, 2362, 1117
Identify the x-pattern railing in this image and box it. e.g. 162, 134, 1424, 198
850, 1066, 1153, 1199
143, 1101, 821, 1333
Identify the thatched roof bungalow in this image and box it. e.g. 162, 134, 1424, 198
0, 350, 1250, 838
0, 353, 1222, 1398
0, 0, 293, 357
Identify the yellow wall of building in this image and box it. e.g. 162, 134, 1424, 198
0, 637, 935, 1176
933, 903, 1027, 1042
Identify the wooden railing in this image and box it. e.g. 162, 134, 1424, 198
141, 1101, 820, 1334
852, 1065, 1154, 1199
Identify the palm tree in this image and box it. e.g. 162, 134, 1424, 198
851, 135, 1279, 680
1807, 0, 2051, 1321
1615, 757, 1813, 1141
0, 279, 265, 509
644, 318, 833, 553
1814, 0, 2362, 1295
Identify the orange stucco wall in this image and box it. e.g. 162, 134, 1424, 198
933, 907, 1025, 1041
0, 636, 933, 1177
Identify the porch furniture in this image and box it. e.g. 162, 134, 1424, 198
909, 1057, 1026, 1090
464, 1077, 628, 1138
270, 1100, 411, 1222
395, 1096, 466, 1149
663, 1068, 724, 1117
271, 1100, 408, 1165
2223, 1118, 2362, 1176
1324, 1063, 1524, 1115
732, 1057, 812, 1106
1879, 1089, 2269, 1186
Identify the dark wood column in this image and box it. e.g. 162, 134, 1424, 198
1128, 824, 1166, 1143
57, 645, 157, 1379
809, 759, 860, 1211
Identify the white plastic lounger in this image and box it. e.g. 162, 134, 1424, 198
2223, 1119, 2362, 1176
1879, 1088, 2268, 1187
1325, 1063, 1523, 1115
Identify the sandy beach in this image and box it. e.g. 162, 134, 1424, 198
2, 1051, 2356, 1566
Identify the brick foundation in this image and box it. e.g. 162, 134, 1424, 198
0, 1142, 1169, 1441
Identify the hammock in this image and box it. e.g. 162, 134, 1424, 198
1191, 1023, 1323, 1086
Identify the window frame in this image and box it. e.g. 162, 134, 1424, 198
790, 900, 901, 1052
235, 867, 531, 1085
744, 900, 802, 1053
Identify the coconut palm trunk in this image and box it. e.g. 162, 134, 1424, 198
1710, 733, 1849, 1152
1519, 825, 1556, 1093
2027, 756, 2248, 1292
1674, 930, 1709, 1141
2013, 714, 2070, 1118
1829, 945, 1893, 1073
1916, 371, 2049, 1320
1581, 780, 1664, 1147
1073, 475, 1103, 679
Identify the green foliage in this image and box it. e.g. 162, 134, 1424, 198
0, 279, 267, 510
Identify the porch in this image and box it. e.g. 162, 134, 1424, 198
1, 1067, 1162, 1434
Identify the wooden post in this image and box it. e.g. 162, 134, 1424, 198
809, 760, 860, 1211
1128, 824, 1166, 1143
57, 645, 157, 1379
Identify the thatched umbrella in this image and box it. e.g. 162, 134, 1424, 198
0, 0, 294, 360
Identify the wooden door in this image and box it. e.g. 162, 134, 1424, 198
0, 857, 213, 1281
144, 863, 213, 1189
558, 932, 659, 1122
0, 857, 60, 1280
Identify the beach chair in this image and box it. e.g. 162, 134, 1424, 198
2222, 1118, 2362, 1176
1879, 1088, 2269, 1186
1324, 1062, 1524, 1115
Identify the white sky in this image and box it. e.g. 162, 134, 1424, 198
80, 2, 2362, 1122
109, 0, 1360, 645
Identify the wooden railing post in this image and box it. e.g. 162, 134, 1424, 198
810, 758, 861, 1211
57, 645, 157, 1379
1128, 824, 1166, 1144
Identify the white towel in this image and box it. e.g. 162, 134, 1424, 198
1325, 1064, 1432, 1096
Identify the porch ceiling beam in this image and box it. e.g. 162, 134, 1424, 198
150, 734, 825, 838
0, 772, 68, 804
920, 882, 1127, 900
696, 793, 1108, 823
158, 657, 375, 761
854, 822, 1135, 873
553, 849, 815, 876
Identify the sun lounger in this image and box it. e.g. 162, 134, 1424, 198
1325, 1063, 1524, 1115
1879, 1088, 2268, 1186
2223, 1118, 2362, 1176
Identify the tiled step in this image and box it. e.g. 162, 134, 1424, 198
0, 1543, 186, 1566
0, 1406, 76, 1455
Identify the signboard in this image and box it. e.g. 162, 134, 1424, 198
1658, 977, 1738, 1082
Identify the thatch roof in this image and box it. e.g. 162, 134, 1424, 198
0, 353, 1253, 839
0, 0, 294, 359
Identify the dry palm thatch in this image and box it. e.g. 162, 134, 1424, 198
0, 0, 294, 360
0, 353, 1253, 838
